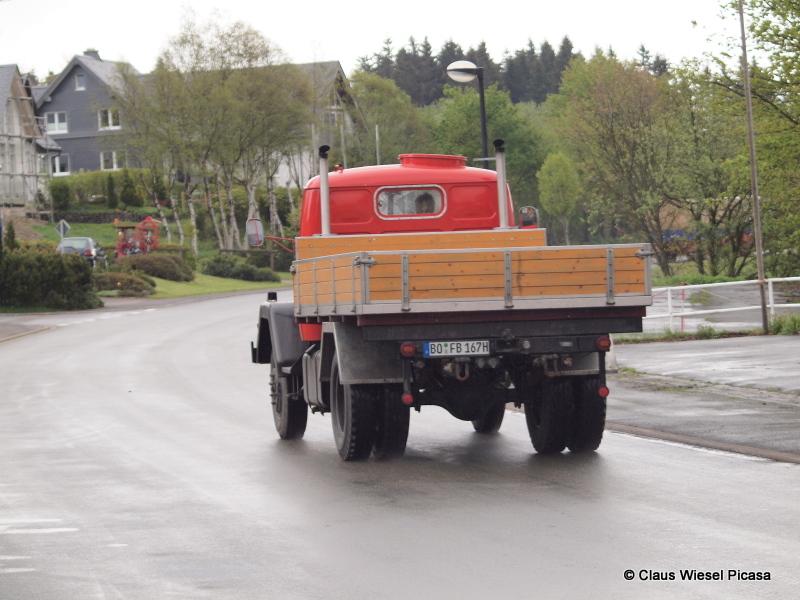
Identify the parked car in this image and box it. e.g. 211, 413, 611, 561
57, 237, 108, 269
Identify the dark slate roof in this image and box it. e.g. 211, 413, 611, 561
35, 53, 138, 109
0, 64, 19, 121
31, 85, 48, 104
35, 136, 61, 151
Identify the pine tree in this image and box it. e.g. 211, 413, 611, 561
106, 174, 118, 209
3, 220, 18, 252
538, 41, 558, 98
556, 37, 574, 77
465, 42, 501, 87
119, 169, 142, 207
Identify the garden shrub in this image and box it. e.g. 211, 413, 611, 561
117, 253, 194, 281
202, 253, 280, 282
0, 250, 102, 309
93, 271, 154, 296
49, 178, 72, 211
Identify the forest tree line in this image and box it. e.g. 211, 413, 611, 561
116, 1, 800, 278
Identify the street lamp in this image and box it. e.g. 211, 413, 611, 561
446, 60, 489, 164
737, 0, 769, 334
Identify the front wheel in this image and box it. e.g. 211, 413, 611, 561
330, 358, 376, 461
270, 357, 307, 440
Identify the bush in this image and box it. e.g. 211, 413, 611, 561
117, 253, 194, 281
201, 253, 280, 282
0, 250, 102, 309
245, 249, 293, 272
770, 313, 800, 335
154, 245, 196, 271
93, 271, 154, 297
50, 178, 72, 211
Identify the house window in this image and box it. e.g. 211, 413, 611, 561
75, 72, 86, 91
52, 154, 70, 176
98, 109, 121, 130
100, 151, 123, 171
46, 112, 68, 134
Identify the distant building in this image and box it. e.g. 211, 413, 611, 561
33, 52, 361, 188
0, 65, 57, 207
33, 49, 136, 175
277, 61, 362, 188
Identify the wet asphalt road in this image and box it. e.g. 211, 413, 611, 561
1, 294, 799, 599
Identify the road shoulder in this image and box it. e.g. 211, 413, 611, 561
607, 371, 800, 462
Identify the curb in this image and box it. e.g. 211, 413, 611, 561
606, 421, 800, 465
0, 326, 53, 345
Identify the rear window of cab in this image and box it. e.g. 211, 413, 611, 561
375, 186, 444, 219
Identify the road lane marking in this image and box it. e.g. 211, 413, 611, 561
0, 556, 32, 560
0, 528, 79, 534
0, 519, 62, 524
0, 568, 36, 574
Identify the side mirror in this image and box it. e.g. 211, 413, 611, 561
518, 206, 539, 228
246, 218, 265, 247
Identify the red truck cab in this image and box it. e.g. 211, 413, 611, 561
299, 154, 516, 237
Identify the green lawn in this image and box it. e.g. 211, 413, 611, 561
149, 273, 289, 299
34, 222, 120, 246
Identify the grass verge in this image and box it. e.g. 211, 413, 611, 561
614, 325, 762, 344
149, 272, 289, 299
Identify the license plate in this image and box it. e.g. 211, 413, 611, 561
423, 340, 490, 357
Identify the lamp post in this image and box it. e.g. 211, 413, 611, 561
446, 60, 489, 164
737, 0, 769, 334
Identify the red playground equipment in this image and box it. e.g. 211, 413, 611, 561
114, 216, 160, 257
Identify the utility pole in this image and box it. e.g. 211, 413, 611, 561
738, 0, 769, 334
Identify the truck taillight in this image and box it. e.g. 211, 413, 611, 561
401, 392, 414, 406
400, 342, 417, 357
595, 335, 611, 352
598, 386, 610, 398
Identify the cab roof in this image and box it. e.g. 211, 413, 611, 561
305, 154, 497, 189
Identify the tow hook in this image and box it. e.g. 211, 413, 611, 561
455, 361, 470, 382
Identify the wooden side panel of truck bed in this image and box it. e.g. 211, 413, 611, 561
292, 230, 651, 317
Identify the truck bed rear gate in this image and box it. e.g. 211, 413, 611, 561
293, 242, 652, 318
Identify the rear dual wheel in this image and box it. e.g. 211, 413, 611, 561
567, 376, 606, 453
524, 376, 606, 454
330, 359, 410, 461
472, 400, 506, 434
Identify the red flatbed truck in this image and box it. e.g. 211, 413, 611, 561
251, 142, 652, 460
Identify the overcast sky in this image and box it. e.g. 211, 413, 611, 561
1, 0, 739, 78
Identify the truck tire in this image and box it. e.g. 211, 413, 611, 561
524, 379, 573, 454
567, 376, 606, 453
330, 359, 376, 461
373, 385, 410, 459
471, 401, 505, 433
270, 357, 307, 440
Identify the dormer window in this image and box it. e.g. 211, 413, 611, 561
98, 109, 121, 130
74, 72, 86, 91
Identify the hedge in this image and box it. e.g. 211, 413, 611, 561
93, 271, 155, 297
0, 249, 102, 309
201, 253, 280, 282
117, 253, 194, 281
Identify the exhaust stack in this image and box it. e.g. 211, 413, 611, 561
494, 139, 509, 229
319, 145, 331, 235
